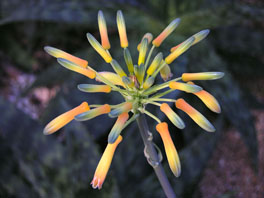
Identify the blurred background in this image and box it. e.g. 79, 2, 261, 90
0, 0, 264, 197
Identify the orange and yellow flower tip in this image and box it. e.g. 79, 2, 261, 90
156, 122, 181, 177
175, 99, 215, 132
137, 33, 153, 51
143, 76, 155, 89
147, 52, 163, 76
109, 102, 132, 118
116, 10, 128, 48
57, 58, 96, 79
43, 102, 89, 135
108, 113, 129, 143
110, 59, 127, 78
91, 135, 122, 189
96, 72, 125, 87
160, 103, 185, 129
138, 38, 148, 65
98, 10, 111, 50
152, 18, 180, 47
75, 104, 111, 121
169, 81, 202, 93
160, 63, 173, 81
86, 33, 112, 63
187, 82, 221, 113
77, 84, 111, 93
165, 36, 194, 64
44, 46, 88, 68
182, 72, 225, 82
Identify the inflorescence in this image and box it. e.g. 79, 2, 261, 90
43, 10, 224, 190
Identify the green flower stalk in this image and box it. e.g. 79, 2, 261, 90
43, 10, 224, 197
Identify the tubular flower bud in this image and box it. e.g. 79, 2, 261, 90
134, 64, 145, 85
143, 76, 155, 89
109, 102, 132, 118
87, 33, 112, 63
169, 82, 202, 93
123, 48, 134, 73
44, 46, 88, 68
91, 136, 122, 189
75, 104, 111, 121
175, 99, 215, 132
147, 52, 163, 76
156, 122, 181, 177
108, 113, 129, 143
192, 29, 210, 45
43, 102, 89, 135
137, 33, 153, 51
117, 10, 128, 48
152, 18, 180, 47
98, 10, 111, 49
160, 63, 173, 81
160, 103, 185, 129
138, 38, 148, 65
187, 82, 221, 113
110, 59, 127, 78
77, 84, 111, 93
182, 72, 225, 82
96, 72, 125, 87
170, 29, 210, 52
57, 58, 96, 79
122, 76, 134, 88
165, 37, 194, 64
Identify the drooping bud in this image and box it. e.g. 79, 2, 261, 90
116, 10, 128, 48
110, 59, 127, 78
97, 72, 125, 87
143, 76, 155, 89
43, 102, 89, 135
134, 64, 145, 85
160, 103, 185, 129
156, 122, 181, 177
44, 46, 88, 68
182, 72, 224, 82
137, 33, 153, 51
86, 33, 112, 63
138, 38, 148, 65
175, 99, 215, 132
75, 104, 111, 121
152, 18, 180, 47
108, 113, 129, 143
160, 63, 173, 81
147, 52, 163, 76
108, 102, 132, 118
165, 37, 194, 64
57, 58, 96, 79
169, 82, 202, 93
188, 82, 221, 113
77, 84, 111, 93
98, 10, 111, 49
91, 136, 122, 189
123, 48, 134, 73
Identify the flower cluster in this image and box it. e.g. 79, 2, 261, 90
43, 10, 224, 189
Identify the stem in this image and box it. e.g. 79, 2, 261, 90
136, 114, 176, 198
144, 45, 155, 69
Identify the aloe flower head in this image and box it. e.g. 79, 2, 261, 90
43, 10, 224, 190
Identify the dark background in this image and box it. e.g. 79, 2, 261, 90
0, 0, 263, 197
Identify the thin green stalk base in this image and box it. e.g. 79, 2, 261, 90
136, 114, 176, 198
